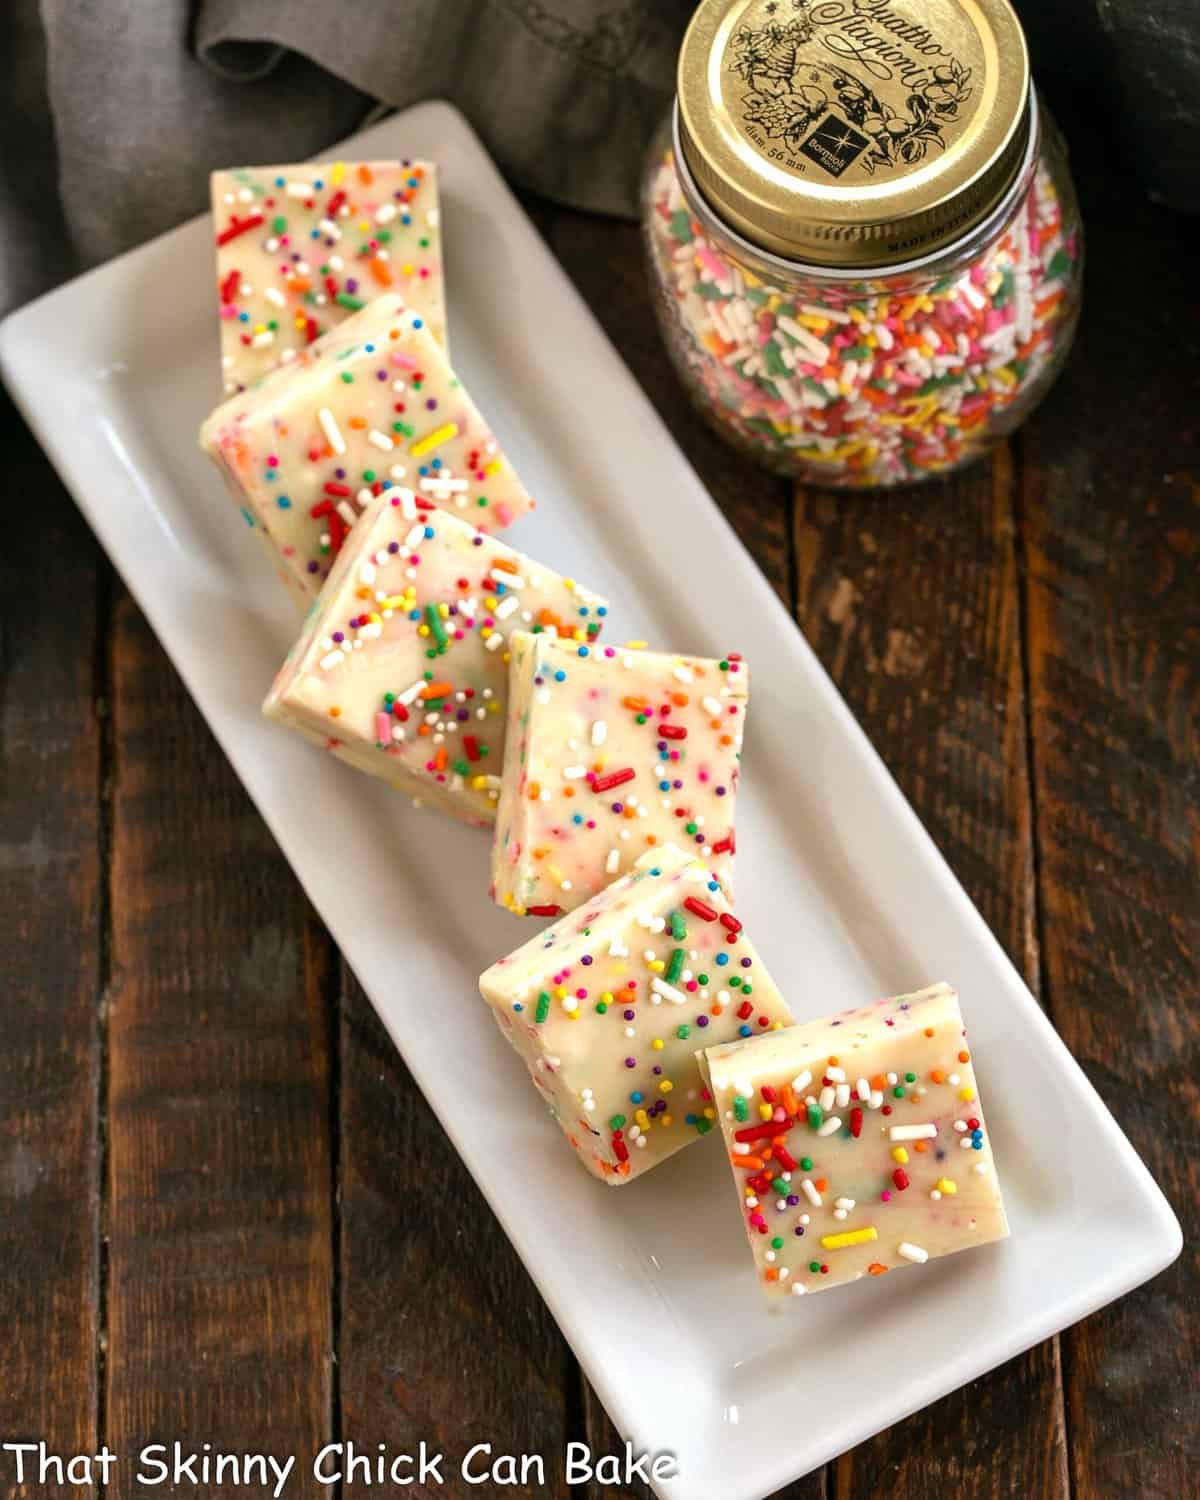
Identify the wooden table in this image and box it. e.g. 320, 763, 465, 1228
3, 119, 1196, 1499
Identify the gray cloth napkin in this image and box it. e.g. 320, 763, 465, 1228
1, 0, 693, 316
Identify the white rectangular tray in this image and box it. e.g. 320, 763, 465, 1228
0, 100, 1179, 1500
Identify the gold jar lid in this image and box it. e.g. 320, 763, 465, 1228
677, 0, 1031, 267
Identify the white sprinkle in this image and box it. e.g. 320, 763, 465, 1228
491, 569, 525, 589
562, 765, 586, 780
651, 977, 687, 1005
608, 936, 629, 958
605, 849, 620, 875
319, 650, 344, 671
819, 1086, 835, 1111
264, 287, 286, 307
801, 1178, 822, 1207
376, 203, 397, 224
494, 595, 520, 620
817, 1116, 842, 1137
826, 1066, 846, 1083
898, 1242, 929, 1264
250, 330, 274, 349
791, 1282, 807, 1296
791, 1070, 812, 1093
285, 180, 314, 198
484, 633, 505, 652
404, 523, 426, 549
673, 664, 695, 683
889, 1123, 938, 1141
591, 720, 608, 747
702, 696, 723, 717
318, 407, 346, 455
835, 1083, 850, 1108
368, 428, 394, 451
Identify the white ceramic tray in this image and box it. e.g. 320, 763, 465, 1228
1, 101, 1179, 1500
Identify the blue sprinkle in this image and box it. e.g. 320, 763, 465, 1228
738, 1025, 752, 1038
412, 316, 424, 328
554, 670, 566, 682
630, 1091, 644, 1104
716, 953, 729, 967
972, 1139, 983, 1149
424, 525, 434, 538
577, 645, 589, 657
277, 496, 292, 510
513, 1002, 523, 1013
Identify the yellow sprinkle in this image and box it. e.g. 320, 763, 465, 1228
659, 1080, 674, 1094
409, 421, 460, 459
891, 1146, 909, 1164
624, 640, 648, 650
378, 595, 410, 610
647, 959, 665, 974
659, 1113, 673, 1127
636, 1110, 650, 1129
821, 1226, 878, 1251
959, 1086, 976, 1102
936, 1177, 958, 1195
704, 1107, 716, 1120
484, 459, 502, 475
553, 985, 567, 999
600, 992, 614, 1004
652, 1038, 664, 1052
331, 161, 346, 186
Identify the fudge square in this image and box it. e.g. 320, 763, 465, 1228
212, 158, 444, 394
264, 489, 607, 827
700, 981, 1009, 1299
491, 634, 747, 916
200, 294, 536, 606
479, 843, 793, 1184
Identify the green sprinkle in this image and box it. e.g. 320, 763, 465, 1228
676, 1025, 691, 1040
272, 215, 287, 233
670, 911, 687, 941
893, 1086, 905, 1098
425, 604, 448, 650
807, 1104, 823, 1130
771, 1177, 790, 1197
336, 292, 365, 311
665, 948, 684, 984
670, 209, 693, 243
809, 1261, 821, 1273
904, 1072, 916, 1083
771, 1236, 784, 1250
695, 1117, 713, 1135
1046, 248, 1073, 279
609, 1114, 626, 1130
595, 1001, 608, 1015
534, 991, 551, 1024
734, 1095, 749, 1122
763, 340, 789, 377
800, 1156, 813, 1171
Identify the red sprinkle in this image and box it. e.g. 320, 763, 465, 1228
733, 1121, 785, 1144
326, 189, 347, 217
892, 1168, 910, 1191
684, 896, 718, 922
711, 834, 735, 855
591, 767, 636, 794
736, 1000, 753, 1020
527, 904, 563, 918
219, 267, 241, 303
850, 1107, 863, 1139
323, 481, 352, 497
463, 735, 481, 762
719, 912, 743, 934
659, 724, 688, 740
216, 213, 264, 246
612, 1134, 629, 1164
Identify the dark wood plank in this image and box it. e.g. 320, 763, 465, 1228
0, 397, 103, 1491
105, 592, 335, 1497
792, 450, 1069, 1500
1019, 167, 1199, 1500
520, 197, 802, 1499
337, 968, 574, 1496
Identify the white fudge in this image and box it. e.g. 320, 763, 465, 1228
701, 981, 1009, 1299
265, 490, 607, 827
479, 844, 793, 1184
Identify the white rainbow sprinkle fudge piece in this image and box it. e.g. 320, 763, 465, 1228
200, 294, 536, 606
700, 981, 1009, 1299
264, 489, 607, 827
491, 635, 747, 917
212, 158, 444, 394
479, 844, 793, 1184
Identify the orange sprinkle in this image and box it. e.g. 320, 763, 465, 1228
781, 1084, 800, 1116
421, 680, 453, 699
433, 747, 448, 772
563, 786, 575, 798
923, 1027, 935, 1037
492, 557, 519, 574
671, 692, 689, 706
734, 1155, 764, 1170
958, 1050, 970, 1063
815, 1177, 829, 1193
827, 1056, 839, 1067
348, 416, 367, 429
931, 1068, 946, 1084
417, 724, 430, 738
871, 1073, 887, 1090
914, 1140, 928, 1154
328, 706, 341, 718
622, 696, 649, 711
867, 1262, 889, 1276
527, 780, 541, 800
764, 1268, 779, 1283
369, 257, 392, 287
645, 833, 658, 845
357, 164, 374, 184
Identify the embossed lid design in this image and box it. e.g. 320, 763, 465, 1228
677, 0, 1031, 266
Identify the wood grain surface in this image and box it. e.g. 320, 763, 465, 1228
1, 98, 1196, 1500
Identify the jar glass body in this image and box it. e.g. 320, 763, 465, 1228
641, 97, 1082, 487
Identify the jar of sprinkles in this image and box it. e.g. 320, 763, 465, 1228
642, 0, 1082, 486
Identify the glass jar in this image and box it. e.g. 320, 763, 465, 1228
642, 0, 1083, 487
